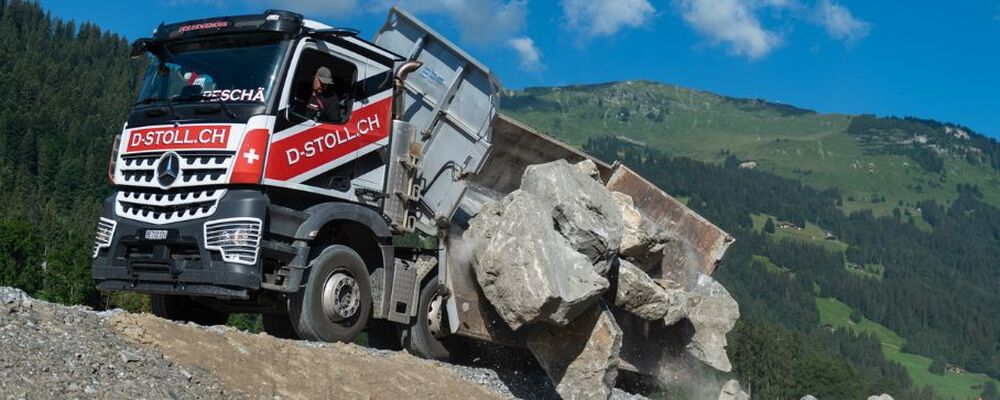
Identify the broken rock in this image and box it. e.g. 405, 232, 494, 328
574, 159, 601, 181
612, 192, 671, 271
613, 260, 687, 324
520, 160, 623, 275
685, 274, 740, 372
526, 301, 623, 400
467, 190, 609, 330
718, 379, 751, 400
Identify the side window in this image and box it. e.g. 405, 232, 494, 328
289, 48, 357, 124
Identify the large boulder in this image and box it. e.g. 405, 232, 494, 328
685, 274, 740, 372
613, 260, 687, 324
526, 301, 623, 400
520, 160, 623, 275
611, 192, 671, 271
867, 395, 894, 400
467, 190, 609, 330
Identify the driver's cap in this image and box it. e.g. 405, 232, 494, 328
316, 66, 334, 85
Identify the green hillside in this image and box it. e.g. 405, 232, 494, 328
502, 81, 1000, 216
818, 297, 1000, 399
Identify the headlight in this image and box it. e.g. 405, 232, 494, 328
204, 218, 262, 265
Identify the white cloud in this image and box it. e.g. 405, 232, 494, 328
561, 0, 656, 38
676, 0, 783, 60
507, 36, 542, 71
380, 1, 538, 70
816, 0, 870, 44
378, 0, 527, 45
177, 0, 541, 71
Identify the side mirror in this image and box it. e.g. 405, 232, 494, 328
130, 38, 158, 59
284, 104, 314, 125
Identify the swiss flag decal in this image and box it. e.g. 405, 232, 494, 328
230, 128, 269, 184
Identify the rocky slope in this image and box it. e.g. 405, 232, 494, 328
0, 286, 651, 399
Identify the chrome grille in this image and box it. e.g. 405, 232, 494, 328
115, 188, 226, 225
117, 151, 234, 188
92, 217, 117, 258
204, 218, 262, 265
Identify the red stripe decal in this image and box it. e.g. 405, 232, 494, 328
265, 97, 392, 182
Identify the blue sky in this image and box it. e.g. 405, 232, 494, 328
40, 0, 1000, 137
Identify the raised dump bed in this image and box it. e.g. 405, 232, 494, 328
378, 6, 734, 377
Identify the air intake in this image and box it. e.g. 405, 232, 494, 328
93, 217, 117, 258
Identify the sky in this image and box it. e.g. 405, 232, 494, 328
39, 0, 1000, 137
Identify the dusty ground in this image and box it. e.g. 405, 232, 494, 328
0, 287, 649, 399
108, 312, 504, 400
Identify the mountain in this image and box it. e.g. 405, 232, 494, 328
503, 82, 1000, 399
503, 81, 1000, 222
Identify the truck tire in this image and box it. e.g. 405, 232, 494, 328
149, 294, 229, 326
262, 313, 299, 339
289, 245, 371, 343
400, 275, 459, 360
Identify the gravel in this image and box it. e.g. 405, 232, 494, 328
0, 287, 237, 399
0, 287, 650, 400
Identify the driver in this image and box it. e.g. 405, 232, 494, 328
307, 66, 341, 122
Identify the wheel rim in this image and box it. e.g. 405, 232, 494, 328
426, 291, 446, 338
321, 269, 360, 323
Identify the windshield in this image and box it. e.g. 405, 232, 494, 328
136, 33, 290, 105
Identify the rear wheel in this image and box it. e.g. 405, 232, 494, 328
289, 245, 371, 343
401, 274, 460, 360
149, 294, 229, 326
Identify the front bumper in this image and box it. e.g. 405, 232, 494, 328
91, 189, 268, 299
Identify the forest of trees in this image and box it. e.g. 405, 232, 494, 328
0, 0, 144, 307
0, 1, 997, 397
585, 136, 1000, 393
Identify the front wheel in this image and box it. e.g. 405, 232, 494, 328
289, 245, 372, 343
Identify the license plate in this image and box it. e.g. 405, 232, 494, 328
144, 229, 169, 240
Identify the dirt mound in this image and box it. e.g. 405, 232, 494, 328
1, 287, 649, 399
108, 313, 504, 399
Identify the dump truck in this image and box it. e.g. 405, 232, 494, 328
92, 8, 732, 373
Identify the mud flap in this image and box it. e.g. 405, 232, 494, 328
387, 259, 417, 324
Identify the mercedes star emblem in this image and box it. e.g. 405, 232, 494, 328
155, 152, 181, 187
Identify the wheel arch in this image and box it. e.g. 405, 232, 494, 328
296, 203, 392, 269
296, 202, 395, 318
